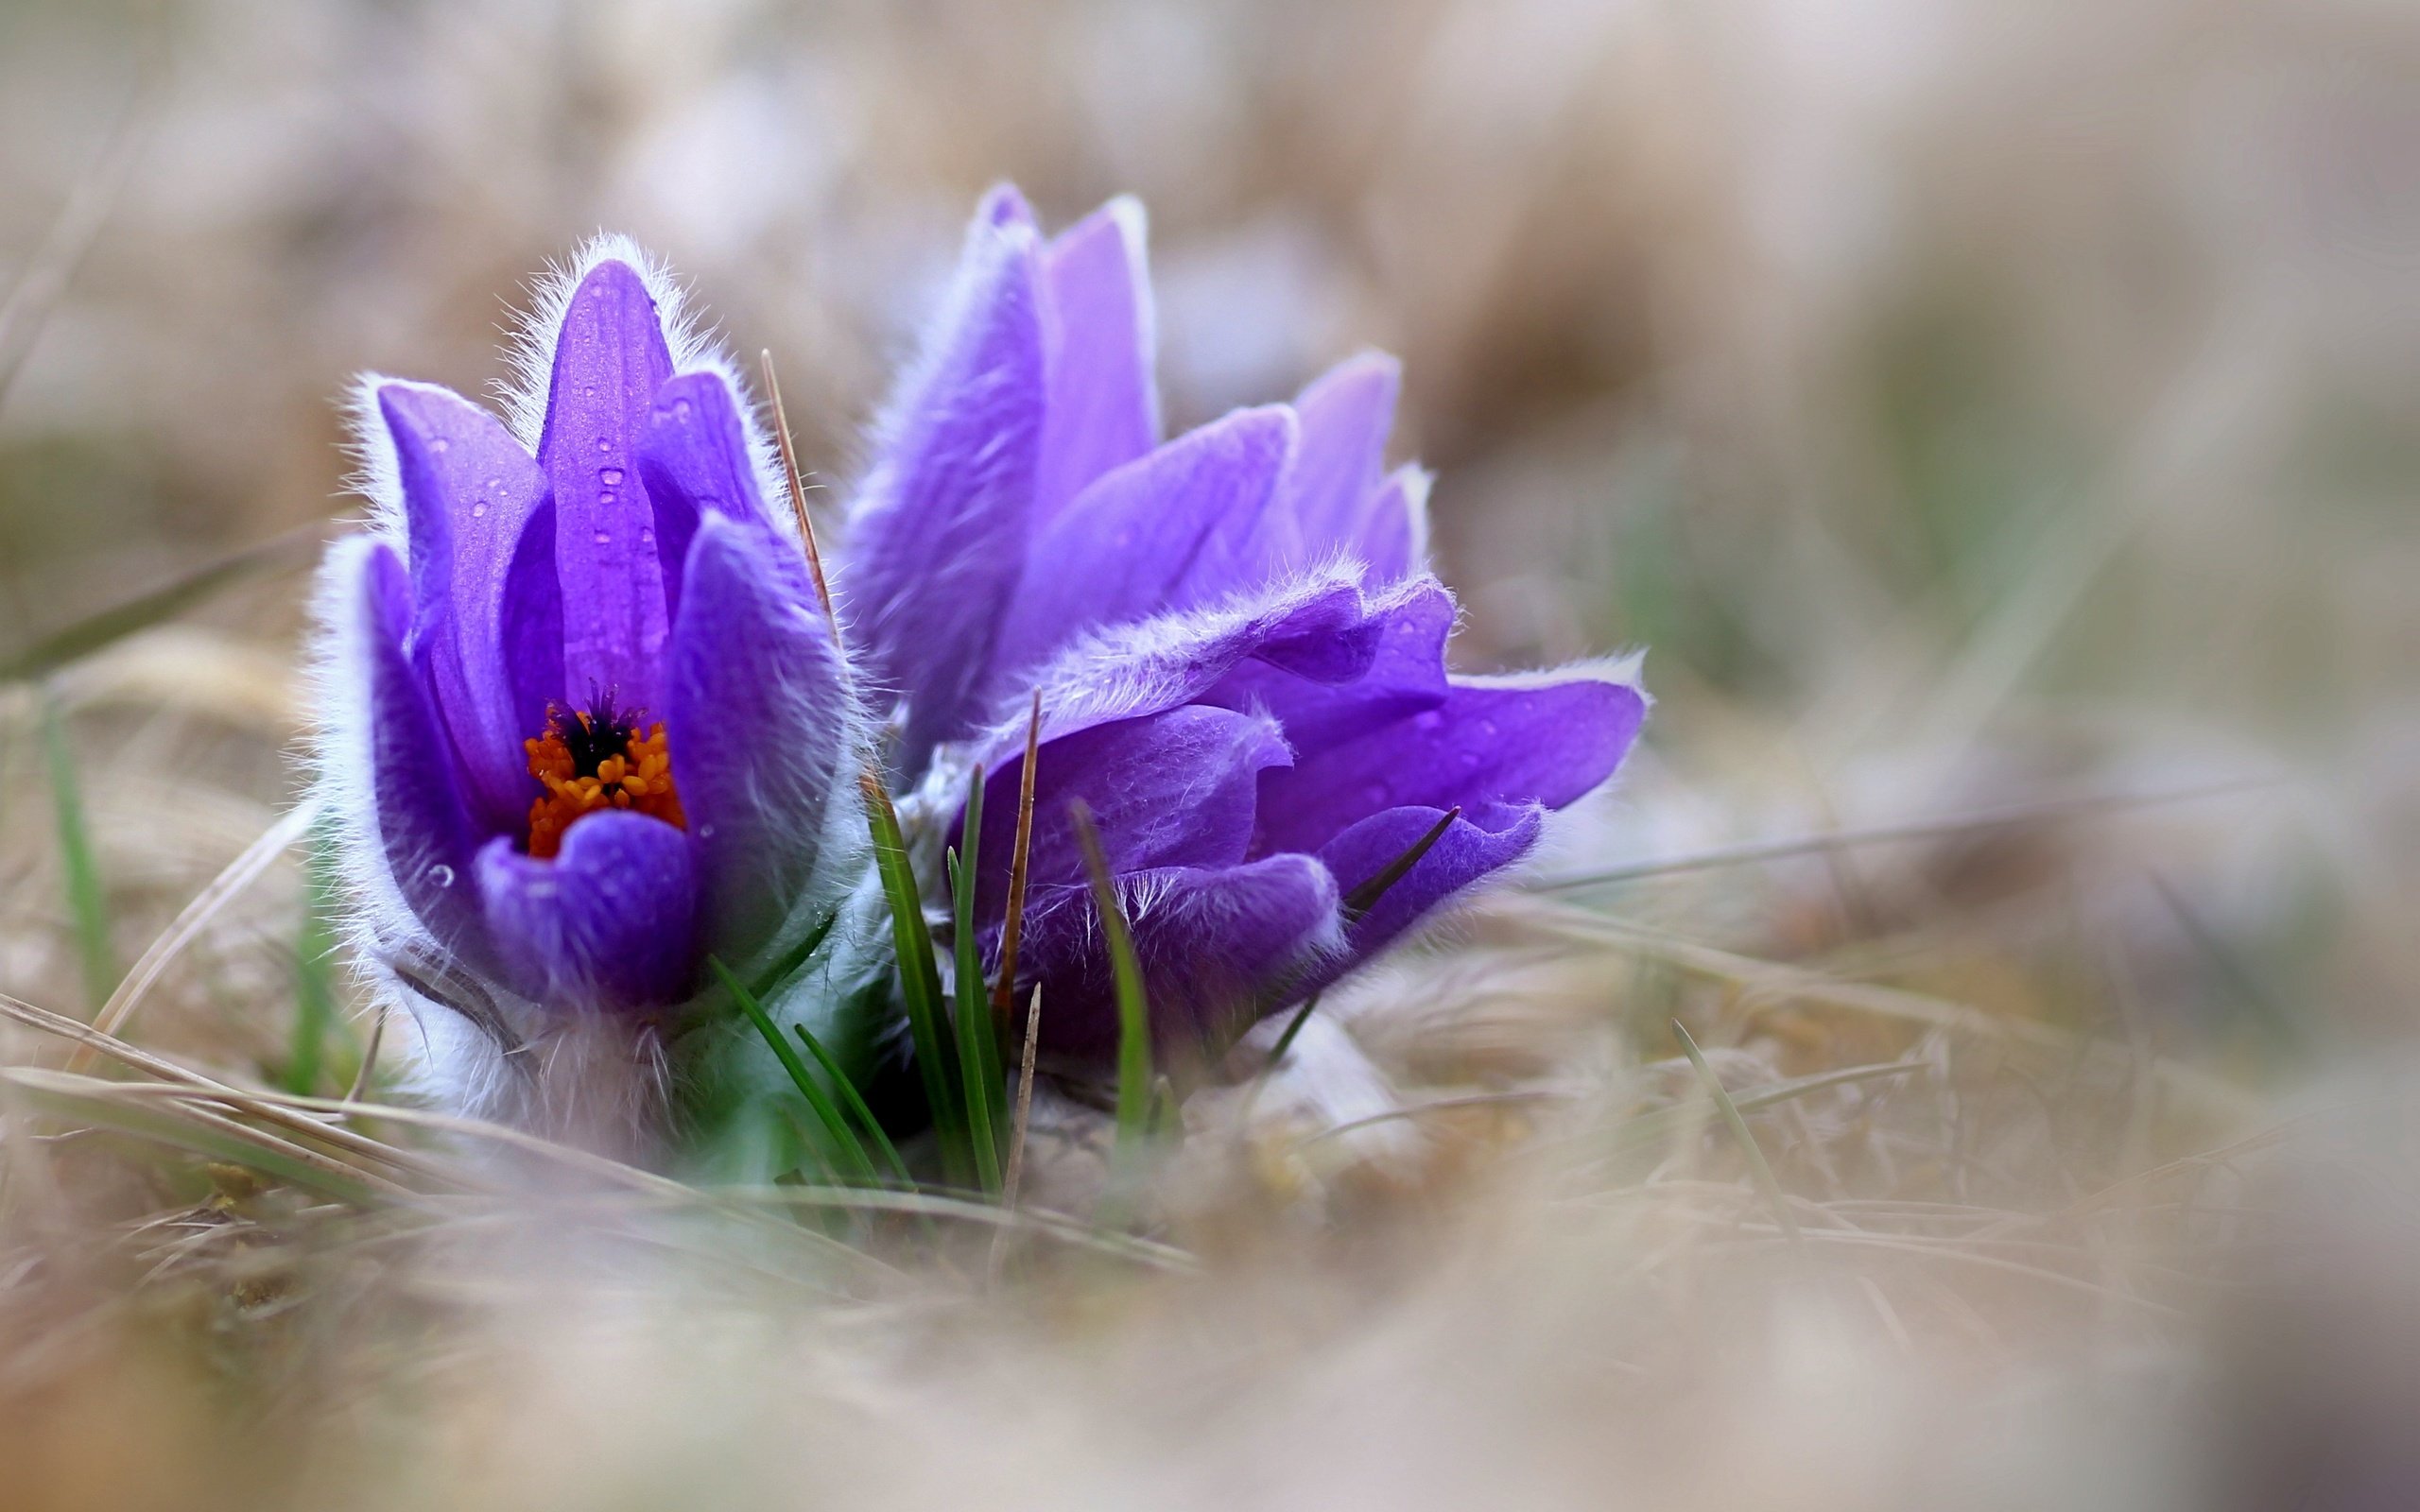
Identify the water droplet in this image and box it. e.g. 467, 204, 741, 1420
594, 529, 613, 545
429, 437, 451, 454
583, 385, 597, 400
1457, 750, 1481, 771
1476, 719, 1499, 738
673, 399, 693, 419
1412, 710, 1444, 732
639, 527, 654, 546
598, 490, 617, 506
470, 502, 489, 519
427, 864, 456, 889
596, 437, 614, 453
599, 467, 624, 486
486, 476, 503, 491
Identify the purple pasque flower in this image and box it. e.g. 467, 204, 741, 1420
315, 238, 870, 1121
840, 188, 1647, 1063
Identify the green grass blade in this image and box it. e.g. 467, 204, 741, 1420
1340, 805, 1461, 921
708, 955, 875, 1187
39, 690, 114, 1014
285, 820, 339, 1095
859, 771, 971, 1187
948, 765, 1005, 1194
1068, 801, 1153, 1161
0, 524, 321, 684
791, 1022, 912, 1189
946, 859, 1004, 1197
1673, 1021, 1802, 1244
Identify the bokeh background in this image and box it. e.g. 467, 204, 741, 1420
3, 1, 2418, 1507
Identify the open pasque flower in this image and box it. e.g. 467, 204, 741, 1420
842, 188, 1648, 1063
314, 241, 875, 1143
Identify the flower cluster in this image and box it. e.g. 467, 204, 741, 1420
317, 191, 1643, 1155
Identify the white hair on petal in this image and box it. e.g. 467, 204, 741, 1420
495, 232, 803, 555
303, 535, 506, 1110
965, 561, 1439, 761
1450, 647, 1651, 698
335, 370, 415, 553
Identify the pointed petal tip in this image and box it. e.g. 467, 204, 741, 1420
977, 181, 1039, 233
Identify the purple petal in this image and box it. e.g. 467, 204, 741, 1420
666, 513, 857, 965
1035, 198, 1158, 524
538, 260, 677, 717
1201, 577, 1454, 758
1254, 672, 1646, 856
975, 569, 1442, 763
475, 811, 699, 1011
974, 704, 1290, 912
499, 499, 563, 751
979, 181, 1038, 232
379, 383, 554, 830
354, 541, 491, 964
1311, 801, 1541, 983
839, 208, 1046, 774
1282, 352, 1399, 559
637, 370, 771, 631
1356, 463, 1431, 581
995, 405, 1295, 678
1012, 854, 1340, 1062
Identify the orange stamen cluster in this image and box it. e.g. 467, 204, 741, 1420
523, 706, 685, 860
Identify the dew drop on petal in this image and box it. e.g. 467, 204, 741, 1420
673, 398, 693, 419
470, 502, 489, 519
594, 530, 612, 545
426, 864, 456, 889
596, 437, 613, 454
697, 823, 716, 840
1411, 710, 1444, 732
599, 467, 624, 486
429, 437, 450, 454
598, 491, 617, 506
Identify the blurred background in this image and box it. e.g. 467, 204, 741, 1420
3, 1, 2418, 1507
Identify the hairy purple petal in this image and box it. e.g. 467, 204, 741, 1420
1357, 463, 1431, 581
637, 370, 770, 631
1312, 801, 1542, 980
1254, 673, 1647, 856
380, 382, 553, 830
840, 209, 1046, 773
1201, 578, 1454, 757
1282, 352, 1399, 559
475, 812, 699, 1011
355, 541, 490, 965
973, 704, 1290, 914
539, 260, 677, 716
1035, 198, 1158, 523
980, 569, 1442, 763
996, 405, 1295, 678
1012, 854, 1340, 1061
666, 513, 858, 966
